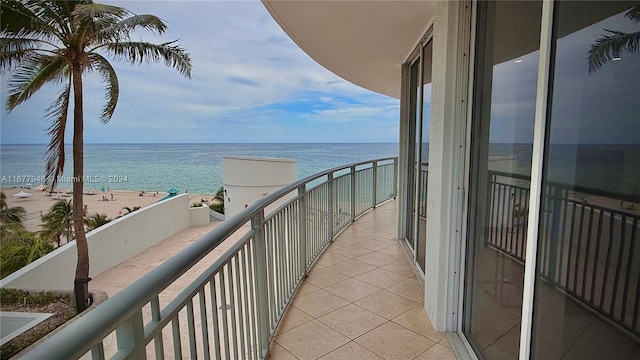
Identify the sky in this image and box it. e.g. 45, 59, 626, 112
0, 0, 400, 144
487, 6, 640, 145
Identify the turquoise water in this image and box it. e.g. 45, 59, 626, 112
3, 143, 637, 198
0, 143, 399, 194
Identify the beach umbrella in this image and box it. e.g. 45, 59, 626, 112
13, 191, 32, 198
167, 188, 179, 195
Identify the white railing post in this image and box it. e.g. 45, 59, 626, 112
150, 297, 164, 360
115, 309, 146, 359
372, 161, 378, 208
393, 158, 399, 198
350, 165, 356, 221
327, 173, 334, 238
251, 211, 270, 359
297, 185, 308, 273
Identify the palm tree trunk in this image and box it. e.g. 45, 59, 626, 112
72, 64, 90, 313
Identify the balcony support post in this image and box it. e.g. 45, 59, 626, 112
351, 165, 356, 221
251, 210, 270, 359
327, 173, 334, 238
393, 158, 399, 198
297, 185, 308, 274
373, 161, 378, 208
115, 309, 146, 359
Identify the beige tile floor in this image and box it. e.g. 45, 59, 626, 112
88, 200, 455, 359
270, 201, 456, 360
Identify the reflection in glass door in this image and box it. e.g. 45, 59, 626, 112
463, 1, 541, 358
531, 2, 640, 358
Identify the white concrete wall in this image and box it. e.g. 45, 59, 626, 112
222, 156, 297, 218
0, 194, 191, 291
189, 205, 210, 227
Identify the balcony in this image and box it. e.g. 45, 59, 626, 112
269, 200, 454, 359
86, 200, 454, 359
23, 158, 454, 359
18, 159, 639, 359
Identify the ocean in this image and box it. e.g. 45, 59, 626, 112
0, 143, 399, 194
1, 143, 638, 199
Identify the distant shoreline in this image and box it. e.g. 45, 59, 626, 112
1, 186, 215, 232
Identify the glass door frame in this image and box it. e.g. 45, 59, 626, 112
400, 28, 433, 276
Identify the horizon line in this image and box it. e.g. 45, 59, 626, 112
0, 141, 401, 146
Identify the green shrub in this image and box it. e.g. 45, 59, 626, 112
0, 232, 54, 279
209, 203, 224, 214
0, 289, 64, 305
0, 288, 24, 304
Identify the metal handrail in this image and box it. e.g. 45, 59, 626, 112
23, 157, 398, 359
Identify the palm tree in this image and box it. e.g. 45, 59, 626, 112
1, 0, 192, 312
40, 199, 73, 247
588, 4, 640, 72
120, 205, 141, 215
214, 186, 225, 203
0, 192, 26, 225
84, 213, 110, 231
210, 186, 225, 214
1, 229, 54, 279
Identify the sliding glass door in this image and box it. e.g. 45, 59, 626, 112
403, 37, 432, 274
531, 2, 640, 358
463, 1, 541, 358
462, 1, 640, 359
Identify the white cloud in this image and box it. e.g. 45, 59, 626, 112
1, 0, 399, 144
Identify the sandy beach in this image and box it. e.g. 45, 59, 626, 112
2, 187, 216, 232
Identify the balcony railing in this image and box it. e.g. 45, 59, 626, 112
487, 170, 640, 337
23, 158, 398, 360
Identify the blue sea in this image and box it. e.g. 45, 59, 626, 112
0, 143, 399, 194
1, 143, 638, 198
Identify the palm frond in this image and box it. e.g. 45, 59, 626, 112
84, 213, 110, 230
6, 53, 68, 110
102, 14, 168, 40
1, 0, 68, 44
106, 40, 192, 78
587, 30, 640, 73
44, 80, 71, 190
0, 205, 26, 224
626, 4, 640, 23
34, 0, 81, 38
0, 0, 35, 34
72, 3, 127, 48
72, 3, 128, 24
87, 53, 119, 123
0, 37, 56, 73
41, 199, 73, 244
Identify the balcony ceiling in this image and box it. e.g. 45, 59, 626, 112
262, 1, 435, 99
